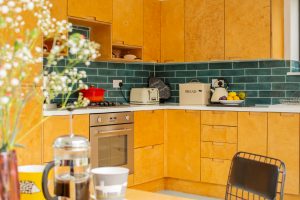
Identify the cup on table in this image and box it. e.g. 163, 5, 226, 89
18, 165, 45, 200
91, 167, 129, 200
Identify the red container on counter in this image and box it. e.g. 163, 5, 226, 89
80, 85, 106, 102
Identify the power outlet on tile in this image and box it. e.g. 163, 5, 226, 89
211, 79, 224, 87
113, 80, 122, 88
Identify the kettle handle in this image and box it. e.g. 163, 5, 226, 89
42, 161, 58, 200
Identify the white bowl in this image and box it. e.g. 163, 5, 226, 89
219, 100, 244, 105
124, 54, 137, 60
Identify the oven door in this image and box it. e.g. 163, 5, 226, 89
90, 124, 134, 174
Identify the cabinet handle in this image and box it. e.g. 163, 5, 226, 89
249, 112, 265, 116
212, 142, 225, 146
212, 126, 225, 129
84, 16, 96, 21
212, 158, 225, 163
212, 111, 225, 114
185, 110, 199, 113
280, 113, 296, 117
144, 145, 154, 150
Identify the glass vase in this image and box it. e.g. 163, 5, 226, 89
0, 150, 20, 200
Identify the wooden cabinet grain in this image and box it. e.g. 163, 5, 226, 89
225, 0, 271, 60
134, 110, 164, 148
238, 112, 268, 155
268, 113, 299, 195
134, 144, 164, 185
201, 158, 231, 185
113, 0, 143, 46
201, 111, 237, 126
68, 0, 112, 23
50, 0, 67, 21
161, 0, 185, 62
166, 110, 201, 181
43, 114, 89, 163
185, 0, 225, 61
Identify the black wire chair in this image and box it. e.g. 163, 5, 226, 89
225, 152, 286, 200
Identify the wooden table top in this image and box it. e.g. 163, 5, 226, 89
125, 189, 190, 200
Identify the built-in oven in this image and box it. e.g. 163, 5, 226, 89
90, 112, 134, 174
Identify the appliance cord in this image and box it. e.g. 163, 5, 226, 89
119, 82, 129, 103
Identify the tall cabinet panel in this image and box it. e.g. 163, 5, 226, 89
225, 0, 271, 60
268, 113, 299, 195
113, 0, 143, 46
166, 110, 201, 181
185, 0, 225, 61
143, 0, 161, 62
161, 0, 185, 62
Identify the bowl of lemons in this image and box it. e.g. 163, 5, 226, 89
219, 91, 246, 105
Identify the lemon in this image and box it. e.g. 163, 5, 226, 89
233, 96, 240, 100
238, 92, 246, 100
228, 92, 237, 97
227, 96, 234, 100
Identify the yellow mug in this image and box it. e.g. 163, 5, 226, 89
18, 165, 45, 200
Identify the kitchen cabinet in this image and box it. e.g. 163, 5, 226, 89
134, 110, 164, 148
134, 144, 164, 185
113, 0, 143, 46
201, 158, 231, 185
185, 0, 225, 61
225, 0, 271, 60
16, 87, 43, 165
161, 0, 185, 62
143, 0, 161, 62
238, 112, 267, 155
201, 142, 236, 160
268, 113, 299, 195
50, 0, 67, 21
68, 0, 113, 23
201, 111, 237, 126
43, 114, 89, 163
201, 125, 237, 144
166, 110, 201, 181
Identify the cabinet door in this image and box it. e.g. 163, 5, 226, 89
134, 144, 164, 185
201, 111, 237, 126
16, 87, 43, 165
50, 0, 67, 21
161, 0, 185, 62
113, 0, 143, 46
201, 158, 231, 185
143, 0, 161, 62
68, 0, 112, 23
185, 0, 224, 61
166, 110, 201, 181
238, 112, 267, 155
268, 113, 299, 195
43, 114, 89, 163
134, 110, 164, 148
225, 0, 271, 60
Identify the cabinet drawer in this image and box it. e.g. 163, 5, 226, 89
201, 111, 237, 126
201, 158, 231, 185
201, 125, 237, 143
201, 142, 237, 160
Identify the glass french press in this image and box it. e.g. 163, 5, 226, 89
42, 110, 90, 200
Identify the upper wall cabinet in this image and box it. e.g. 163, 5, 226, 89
143, 0, 161, 62
50, 0, 67, 21
113, 0, 143, 46
185, 0, 225, 61
68, 0, 113, 23
161, 0, 185, 62
225, 0, 280, 60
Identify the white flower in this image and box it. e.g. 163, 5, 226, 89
1, 5, 9, 14
7, 1, 15, 7
3, 63, 12, 69
27, 2, 34, 10
85, 61, 90, 66
0, 97, 9, 104
0, 70, 7, 78
11, 78, 19, 86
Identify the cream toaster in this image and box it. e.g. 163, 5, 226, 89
130, 88, 160, 104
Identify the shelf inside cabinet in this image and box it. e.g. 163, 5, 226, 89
68, 17, 112, 61
112, 44, 143, 61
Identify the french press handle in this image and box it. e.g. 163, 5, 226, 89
42, 161, 58, 200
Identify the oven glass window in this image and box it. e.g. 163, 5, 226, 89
98, 135, 128, 167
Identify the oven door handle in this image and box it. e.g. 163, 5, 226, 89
97, 128, 132, 134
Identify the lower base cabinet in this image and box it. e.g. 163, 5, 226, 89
134, 144, 164, 185
201, 158, 231, 185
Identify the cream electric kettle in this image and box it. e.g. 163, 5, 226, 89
210, 79, 229, 103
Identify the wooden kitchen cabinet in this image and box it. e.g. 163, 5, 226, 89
225, 0, 271, 60
50, 0, 67, 21
201, 125, 237, 144
68, 0, 113, 23
185, 0, 225, 61
201, 142, 236, 160
43, 114, 89, 163
166, 110, 201, 181
113, 0, 143, 46
134, 110, 164, 148
143, 0, 161, 62
201, 158, 231, 185
134, 144, 164, 185
201, 111, 237, 126
238, 112, 268, 155
161, 0, 185, 62
268, 113, 299, 195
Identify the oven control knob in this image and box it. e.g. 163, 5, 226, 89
97, 117, 102, 123
125, 115, 130, 121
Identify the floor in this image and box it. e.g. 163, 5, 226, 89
159, 190, 220, 200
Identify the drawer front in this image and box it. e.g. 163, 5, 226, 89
201, 142, 237, 160
201, 158, 231, 185
201, 125, 237, 143
201, 111, 237, 126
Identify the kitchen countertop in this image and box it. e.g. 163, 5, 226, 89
43, 103, 300, 116
125, 189, 190, 200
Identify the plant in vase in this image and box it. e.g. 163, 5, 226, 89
0, 0, 100, 199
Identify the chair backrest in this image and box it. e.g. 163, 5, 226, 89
225, 152, 286, 200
